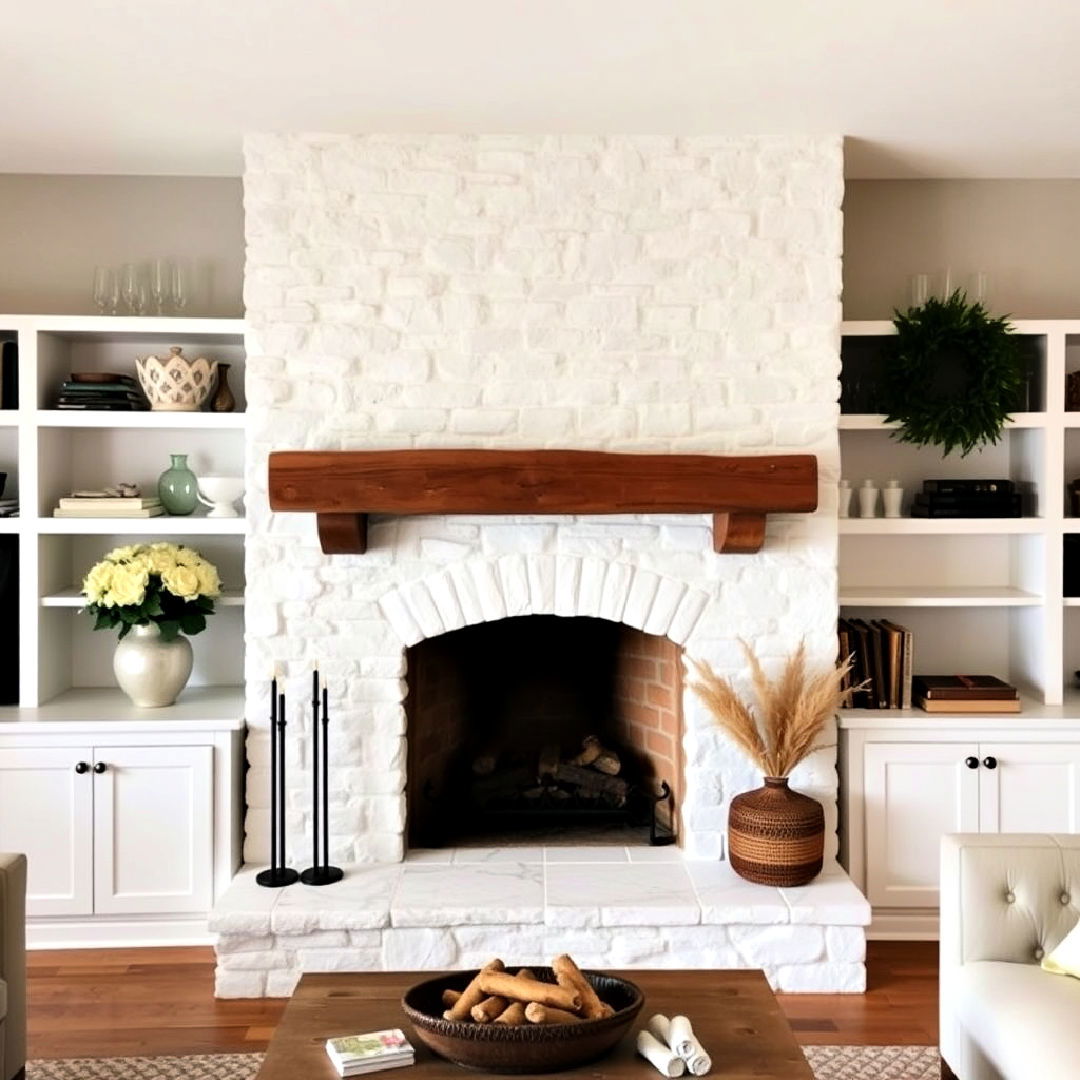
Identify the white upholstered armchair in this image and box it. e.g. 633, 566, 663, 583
940, 834, 1080, 1080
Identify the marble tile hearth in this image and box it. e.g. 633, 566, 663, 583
211, 848, 870, 997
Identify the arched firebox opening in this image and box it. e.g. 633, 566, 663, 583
405, 615, 683, 849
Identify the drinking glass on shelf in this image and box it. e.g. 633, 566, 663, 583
969, 271, 990, 306
170, 261, 188, 312
150, 258, 172, 315
120, 263, 147, 315
909, 273, 930, 307
92, 266, 117, 315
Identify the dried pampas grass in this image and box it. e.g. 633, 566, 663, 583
690, 641, 854, 778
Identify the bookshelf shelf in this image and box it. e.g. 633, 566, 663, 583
40, 587, 244, 608
839, 518, 1044, 535
839, 413, 1046, 431
840, 586, 1042, 607
35, 410, 246, 430
37, 516, 246, 536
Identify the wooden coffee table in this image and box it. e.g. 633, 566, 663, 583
255, 969, 813, 1080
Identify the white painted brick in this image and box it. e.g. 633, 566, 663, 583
825, 925, 867, 963
265, 969, 302, 997
774, 962, 865, 993
382, 928, 459, 969
729, 924, 826, 965
215, 969, 268, 998
297, 947, 383, 972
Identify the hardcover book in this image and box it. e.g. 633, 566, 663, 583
922, 479, 1015, 495
326, 1029, 414, 1078
918, 697, 1021, 714
913, 674, 1018, 700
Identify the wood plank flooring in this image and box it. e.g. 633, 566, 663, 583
26, 940, 938, 1059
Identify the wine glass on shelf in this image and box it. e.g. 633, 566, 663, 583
120, 263, 147, 315
170, 261, 188, 313
92, 266, 117, 315
150, 258, 171, 315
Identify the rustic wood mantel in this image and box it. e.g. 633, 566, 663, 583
268, 449, 818, 555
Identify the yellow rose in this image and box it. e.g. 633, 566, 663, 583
162, 564, 200, 599
144, 546, 177, 574
194, 560, 221, 598
83, 562, 115, 605
174, 545, 201, 568
106, 544, 144, 564
106, 564, 148, 608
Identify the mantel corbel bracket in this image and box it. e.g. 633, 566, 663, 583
269, 449, 818, 556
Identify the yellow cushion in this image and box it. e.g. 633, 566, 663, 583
1043, 919, 1080, 977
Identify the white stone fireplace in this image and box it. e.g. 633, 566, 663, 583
212, 132, 869, 996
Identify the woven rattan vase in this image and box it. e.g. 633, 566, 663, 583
728, 776, 824, 887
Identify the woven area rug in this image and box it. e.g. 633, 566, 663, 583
27, 1046, 939, 1079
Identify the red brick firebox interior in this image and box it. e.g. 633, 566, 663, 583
404, 615, 683, 848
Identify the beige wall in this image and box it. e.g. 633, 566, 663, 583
843, 180, 1080, 320
0, 175, 243, 316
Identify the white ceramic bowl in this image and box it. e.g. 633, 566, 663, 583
196, 476, 245, 518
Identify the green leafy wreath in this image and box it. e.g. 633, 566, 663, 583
883, 290, 1023, 457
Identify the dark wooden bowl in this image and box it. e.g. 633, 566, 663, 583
401, 966, 644, 1074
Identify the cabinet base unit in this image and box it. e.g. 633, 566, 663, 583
839, 716, 1080, 936
0, 718, 243, 939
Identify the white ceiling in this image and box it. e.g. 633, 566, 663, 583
5, 0, 1080, 179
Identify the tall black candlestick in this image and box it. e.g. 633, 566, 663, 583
301, 673, 343, 885
321, 683, 330, 869
311, 670, 320, 871
258, 679, 298, 887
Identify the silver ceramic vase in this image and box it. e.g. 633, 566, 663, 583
113, 623, 193, 708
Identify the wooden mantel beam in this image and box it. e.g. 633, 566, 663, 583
268, 449, 818, 555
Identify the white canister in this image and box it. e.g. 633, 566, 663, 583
838, 479, 853, 518
858, 479, 880, 518
882, 479, 904, 518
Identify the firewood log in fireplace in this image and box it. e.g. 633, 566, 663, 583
568, 735, 622, 776
553, 763, 630, 806
537, 743, 561, 781
471, 765, 536, 803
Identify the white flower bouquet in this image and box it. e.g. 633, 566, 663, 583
82, 542, 221, 641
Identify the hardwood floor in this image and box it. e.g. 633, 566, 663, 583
26, 940, 938, 1059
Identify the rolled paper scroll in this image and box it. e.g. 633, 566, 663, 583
668, 1015, 712, 1076
636, 1030, 686, 1078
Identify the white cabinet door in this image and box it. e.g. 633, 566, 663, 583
864, 742, 980, 908
0, 747, 94, 916
92, 745, 213, 915
979, 742, 1080, 834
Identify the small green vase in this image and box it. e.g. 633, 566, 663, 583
158, 453, 198, 516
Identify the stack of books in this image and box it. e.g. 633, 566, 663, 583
56, 373, 146, 411
911, 479, 1022, 518
325, 1029, 415, 1078
914, 675, 1020, 713
838, 617, 913, 709
53, 493, 163, 519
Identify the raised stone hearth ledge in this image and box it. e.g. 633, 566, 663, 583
211, 853, 869, 998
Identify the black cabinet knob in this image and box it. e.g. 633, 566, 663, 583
92, 762, 108, 774
965, 756, 980, 769
74, 761, 89, 774
982, 756, 998, 770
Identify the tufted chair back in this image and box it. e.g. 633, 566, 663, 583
941, 833, 1080, 970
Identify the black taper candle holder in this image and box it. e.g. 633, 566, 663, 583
258, 684, 298, 887
301, 675, 343, 886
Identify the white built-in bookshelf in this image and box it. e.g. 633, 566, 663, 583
0, 315, 246, 717
840, 318, 1080, 716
